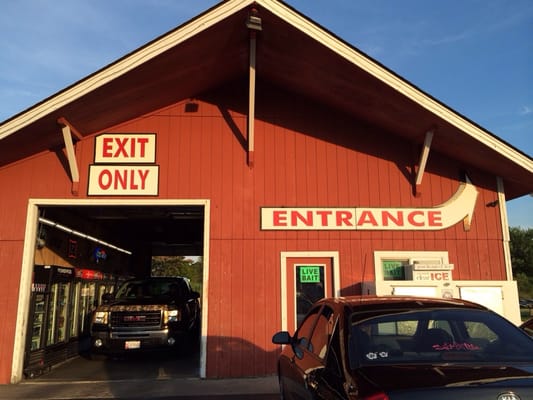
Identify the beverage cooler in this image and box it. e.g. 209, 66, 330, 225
24, 265, 77, 378
24, 265, 118, 378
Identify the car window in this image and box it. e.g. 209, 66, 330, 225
349, 308, 533, 367
308, 306, 335, 360
115, 279, 188, 300
464, 320, 498, 342
522, 319, 533, 337
296, 306, 321, 351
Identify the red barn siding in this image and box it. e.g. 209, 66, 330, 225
0, 87, 512, 380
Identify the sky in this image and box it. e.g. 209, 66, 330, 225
0, 0, 531, 227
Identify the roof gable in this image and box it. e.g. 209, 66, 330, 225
0, 0, 531, 198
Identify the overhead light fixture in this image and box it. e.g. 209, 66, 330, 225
38, 217, 132, 255
246, 8, 262, 31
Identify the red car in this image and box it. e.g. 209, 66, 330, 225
273, 295, 533, 400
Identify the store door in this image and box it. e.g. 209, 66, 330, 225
282, 254, 337, 334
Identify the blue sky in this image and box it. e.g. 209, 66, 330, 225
0, 0, 531, 227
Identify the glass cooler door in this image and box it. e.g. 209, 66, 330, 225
46, 284, 58, 346
56, 282, 70, 342
30, 293, 46, 351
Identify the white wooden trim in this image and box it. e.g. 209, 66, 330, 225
2, 0, 530, 174
199, 200, 210, 378
11, 202, 39, 383
415, 130, 434, 186
61, 124, 80, 184
248, 32, 257, 155
11, 198, 210, 382
279, 251, 340, 332
261, 0, 532, 171
0, 0, 255, 140
373, 250, 449, 282
497, 177, 513, 281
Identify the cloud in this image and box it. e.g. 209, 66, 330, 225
519, 106, 532, 116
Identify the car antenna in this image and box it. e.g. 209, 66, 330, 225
360, 253, 367, 304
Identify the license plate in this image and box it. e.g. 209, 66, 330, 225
125, 340, 141, 349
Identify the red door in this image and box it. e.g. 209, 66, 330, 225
285, 257, 334, 333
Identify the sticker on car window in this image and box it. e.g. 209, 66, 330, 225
432, 342, 481, 351
365, 351, 389, 360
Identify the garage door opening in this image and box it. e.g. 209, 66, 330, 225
19, 200, 209, 382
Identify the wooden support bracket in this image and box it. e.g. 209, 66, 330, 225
414, 130, 434, 196
57, 117, 81, 195
246, 7, 261, 168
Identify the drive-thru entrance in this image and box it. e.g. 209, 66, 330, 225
14, 199, 210, 380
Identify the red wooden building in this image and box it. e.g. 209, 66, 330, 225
0, 0, 532, 384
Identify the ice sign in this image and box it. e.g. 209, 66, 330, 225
299, 266, 321, 283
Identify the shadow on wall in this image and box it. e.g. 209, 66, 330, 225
207, 335, 280, 378
29, 335, 279, 384
341, 282, 365, 297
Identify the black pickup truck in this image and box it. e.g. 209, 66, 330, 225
90, 277, 200, 355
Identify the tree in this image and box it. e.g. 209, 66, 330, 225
510, 227, 533, 298
151, 256, 203, 294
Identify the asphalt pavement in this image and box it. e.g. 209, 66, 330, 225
0, 376, 280, 399
1, 342, 280, 399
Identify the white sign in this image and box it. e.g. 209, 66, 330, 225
89, 133, 159, 196
94, 133, 156, 163
392, 286, 437, 297
459, 287, 504, 315
412, 264, 454, 271
412, 271, 452, 281
88, 165, 159, 195
261, 177, 477, 231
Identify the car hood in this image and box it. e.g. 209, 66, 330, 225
356, 364, 533, 394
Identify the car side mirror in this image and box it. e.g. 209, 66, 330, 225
272, 331, 292, 345
191, 291, 200, 300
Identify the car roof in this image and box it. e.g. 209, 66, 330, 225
123, 276, 187, 283
317, 295, 488, 312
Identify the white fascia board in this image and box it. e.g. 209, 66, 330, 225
0, 0, 255, 141
259, 0, 533, 173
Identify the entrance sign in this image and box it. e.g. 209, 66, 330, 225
261, 177, 477, 231
89, 133, 159, 196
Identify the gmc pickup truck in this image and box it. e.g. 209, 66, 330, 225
90, 276, 200, 355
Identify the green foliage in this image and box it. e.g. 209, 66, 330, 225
511, 227, 533, 299
151, 256, 203, 294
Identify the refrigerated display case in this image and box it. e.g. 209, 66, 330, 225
24, 265, 121, 378
24, 265, 75, 378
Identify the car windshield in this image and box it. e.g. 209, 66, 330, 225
349, 308, 533, 368
115, 279, 186, 300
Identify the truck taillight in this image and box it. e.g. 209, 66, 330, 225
362, 392, 389, 400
